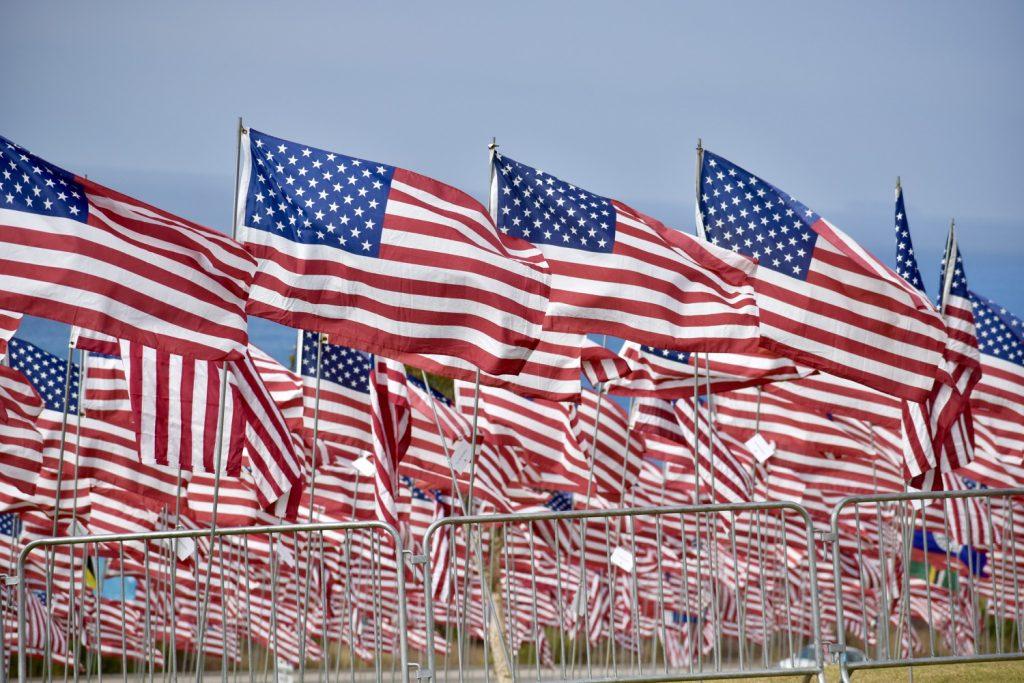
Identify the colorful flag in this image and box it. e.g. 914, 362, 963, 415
0, 134, 254, 360
697, 148, 945, 402
237, 128, 551, 377
369, 357, 411, 526
493, 151, 761, 351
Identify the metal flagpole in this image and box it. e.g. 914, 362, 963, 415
193, 116, 246, 682
297, 331, 325, 676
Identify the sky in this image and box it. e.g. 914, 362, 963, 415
3, 1, 1023, 365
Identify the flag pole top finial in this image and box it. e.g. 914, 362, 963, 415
896, 176, 901, 190
488, 137, 499, 151
696, 138, 703, 152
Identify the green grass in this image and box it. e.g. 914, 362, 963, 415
742, 660, 1024, 681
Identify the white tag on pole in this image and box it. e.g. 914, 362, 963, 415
351, 454, 375, 477
70, 520, 89, 537
276, 542, 296, 568
610, 546, 635, 572
745, 434, 776, 463
449, 440, 473, 473
175, 537, 197, 561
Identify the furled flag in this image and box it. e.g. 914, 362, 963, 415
492, 151, 761, 351
697, 148, 946, 402
0, 309, 21, 360
237, 128, 551, 377
892, 187, 980, 483
0, 134, 255, 360
297, 330, 373, 461
369, 357, 411, 527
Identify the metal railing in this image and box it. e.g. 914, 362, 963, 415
8, 488, 1024, 683
417, 502, 825, 683
11, 520, 408, 683
828, 487, 1024, 682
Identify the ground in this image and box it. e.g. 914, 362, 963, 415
746, 660, 1024, 681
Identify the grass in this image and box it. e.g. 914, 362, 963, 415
742, 660, 1024, 681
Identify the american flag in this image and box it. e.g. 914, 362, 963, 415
0, 134, 254, 360
969, 292, 1024, 421
595, 341, 809, 398
298, 330, 373, 460
493, 151, 761, 352
0, 309, 20, 360
119, 340, 304, 506
894, 180, 926, 293
897, 218, 980, 484
0, 364, 44, 509
697, 148, 946, 402
369, 358, 410, 527
238, 128, 552, 378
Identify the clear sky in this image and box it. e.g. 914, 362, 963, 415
3, 1, 1022, 364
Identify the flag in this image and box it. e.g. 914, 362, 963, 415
369, 358, 411, 526
493, 151, 761, 351
119, 340, 303, 506
298, 330, 373, 460
0, 309, 21, 360
237, 128, 551, 377
969, 292, 1024, 420
594, 341, 809, 398
0, 134, 254, 360
0, 364, 45, 508
697, 148, 945, 401
896, 210, 980, 483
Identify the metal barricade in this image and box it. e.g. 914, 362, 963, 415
416, 502, 825, 683
829, 487, 1024, 682
10, 520, 408, 683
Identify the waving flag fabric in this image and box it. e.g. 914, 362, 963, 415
0, 364, 44, 508
369, 357, 411, 527
298, 330, 373, 460
593, 341, 809, 398
697, 149, 945, 402
0, 134, 254, 360
238, 128, 551, 377
0, 309, 21, 360
492, 152, 761, 351
970, 292, 1024, 420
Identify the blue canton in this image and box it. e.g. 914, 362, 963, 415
698, 150, 818, 279
641, 345, 692, 366
545, 491, 573, 511
406, 374, 453, 406
970, 292, 1024, 367
494, 153, 616, 253
894, 185, 926, 294
0, 135, 88, 221
299, 330, 372, 393
7, 338, 79, 413
0, 513, 21, 538
244, 129, 394, 257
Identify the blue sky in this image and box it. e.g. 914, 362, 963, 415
3, 1, 1022, 364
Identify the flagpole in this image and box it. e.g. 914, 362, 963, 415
193, 116, 245, 683
939, 219, 957, 316
297, 331, 325, 674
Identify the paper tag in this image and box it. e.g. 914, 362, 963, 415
70, 520, 89, 537
449, 440, 473, 473
610, 546, 635, 572
276, 543, 296, 568
745, 434, 776, 463
351, 454, 375, 477
176, 537, 197, 561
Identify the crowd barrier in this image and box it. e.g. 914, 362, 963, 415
827, 487, 1024, 682
6, 520, 408, 683
5, 490, 1024, 683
